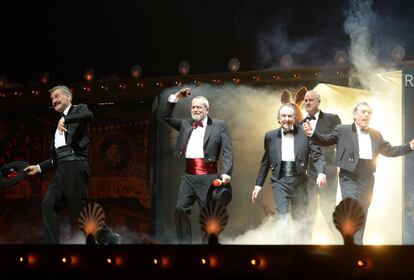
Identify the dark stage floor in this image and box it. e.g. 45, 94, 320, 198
1, 244, 414, 279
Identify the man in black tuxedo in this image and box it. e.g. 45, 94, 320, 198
303, 101, 414, 244
25, 85, 120, 244
252, 103, 326, 242
300, 90, 342, 243
162, 87, 233, 244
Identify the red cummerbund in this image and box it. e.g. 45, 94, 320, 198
186, 158, 218, 175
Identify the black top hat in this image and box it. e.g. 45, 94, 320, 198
0, 161, 29, 188
208, 182, 232, 206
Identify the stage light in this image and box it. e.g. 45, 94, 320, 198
84, 68, 95, 82
83, 86, 92, 92
356, 259, 368, 268
250, 258, 260, 267
61, 256, 72, 264
335, 50, 348, 65
200, 257, 210, 266
105, 257, 116, 266
228, 58, 240, 72
199, 256, 218, 268
280, 54, 293, 68
152, 256, 170, 268
273, 74, 281, 80
232, 77, 240, 84
130, 64, 142, 79
17, 255, 37, 266
100, 85, 109, 91
40, 72, 50, 85
178, 61, 190, 75
392, 46, 405, 62
18, 256, 27, 264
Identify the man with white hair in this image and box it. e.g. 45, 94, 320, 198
301, 90, 342, 243
162, 87, 233, 244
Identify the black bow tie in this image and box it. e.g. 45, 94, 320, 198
283, 129, 294, 135
306, 115, 316, 121
191, 120, 204, 129
360, 128, 369, 133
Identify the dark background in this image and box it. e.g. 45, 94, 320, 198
2, 0, 414, 86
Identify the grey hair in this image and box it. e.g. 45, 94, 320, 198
353, 102, 371, 114
277, 103, 296, 119
50, 85, 72, 97
306, 90, 321, 102
193, 95, 209, 108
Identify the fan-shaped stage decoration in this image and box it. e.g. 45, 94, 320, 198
199, 201, 229, 245
333, 197, 365, 245
281, 87, 307, 123
78, 202, 106, 244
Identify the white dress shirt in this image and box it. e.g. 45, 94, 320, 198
185, 117, 207, 158
281, 129, 295, 161
307, 111, 320, 131
54, 105, 71, 149
356, 123, 372, 159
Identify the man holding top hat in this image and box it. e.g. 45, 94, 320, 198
162, 87, 233, 244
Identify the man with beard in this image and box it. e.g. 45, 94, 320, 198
162, 87, 233, 244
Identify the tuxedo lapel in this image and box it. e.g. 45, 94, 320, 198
275, 129, 282, 159
367, 129, 379, 156
63, 105, 73, 141
293, 126, 300, 158
351, 123, 359, 153
314, 111, 322, 131
203, 117, 213, 147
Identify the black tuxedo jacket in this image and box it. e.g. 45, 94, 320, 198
162, 101, 233, 176
39, 104, 93, 171
311, 123, 413, 173
255, 124, 325, 187
299, 111, 341, 179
